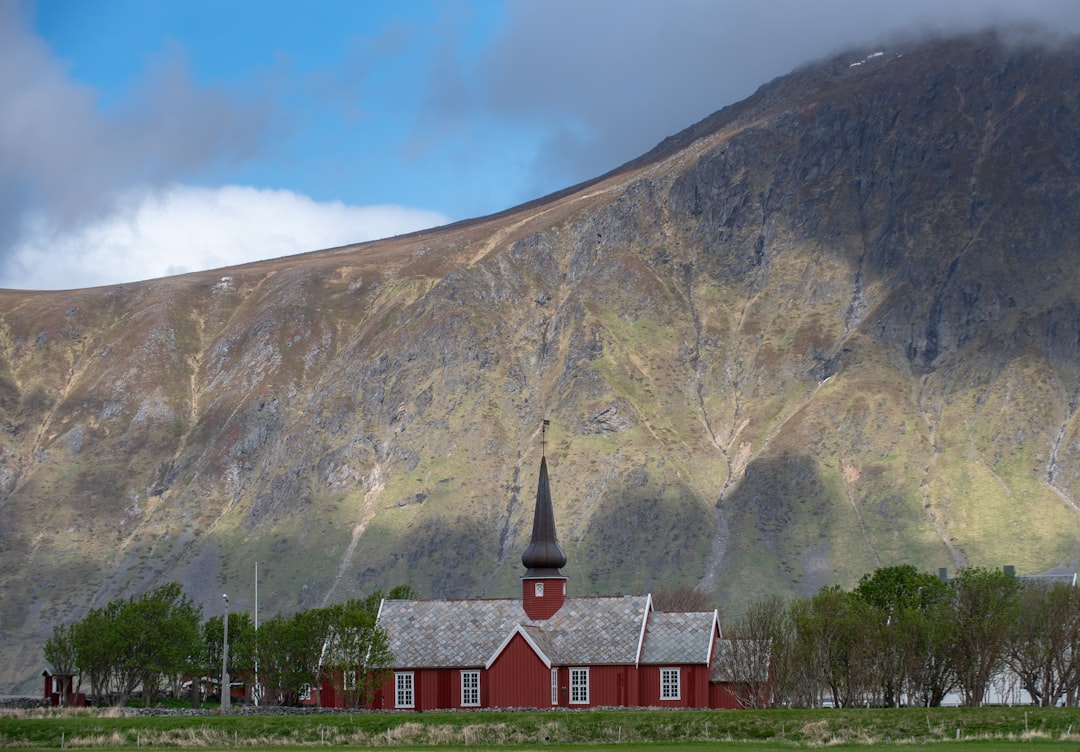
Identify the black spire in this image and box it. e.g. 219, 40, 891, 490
521, 455, 567, 576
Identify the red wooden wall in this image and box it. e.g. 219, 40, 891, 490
637, 664, 712, 708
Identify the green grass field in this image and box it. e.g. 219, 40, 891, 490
3, 706, 1080, 750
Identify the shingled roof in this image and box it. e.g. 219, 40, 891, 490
377, 594, 723, 671
639, 610, 719, 665
378, 595, 654, 669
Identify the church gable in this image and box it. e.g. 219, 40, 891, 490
486, 625, 553, 669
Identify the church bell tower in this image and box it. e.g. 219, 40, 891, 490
521, 450, 568, 620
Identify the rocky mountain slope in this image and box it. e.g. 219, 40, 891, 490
5, 31, 1080, 693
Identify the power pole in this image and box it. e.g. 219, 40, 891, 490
221, 593, 230, 712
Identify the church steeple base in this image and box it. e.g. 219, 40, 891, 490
522, 575, 566, 620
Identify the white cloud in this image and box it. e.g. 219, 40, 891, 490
4, 185, 449, 290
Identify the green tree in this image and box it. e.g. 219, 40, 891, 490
72, 600, 124, 703
201, 611, 257, 705
898, 579, 955, 707
321, 599, 393, 709
43, 622, 79, 706
112, 583, 202, 706
65, 584, 201, 706
854, 565, 951, 706
793, 586, 876, 707
257, 609, 330, 706
255, 586, 407, 707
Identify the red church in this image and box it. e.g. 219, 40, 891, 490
366, 455, 757, 710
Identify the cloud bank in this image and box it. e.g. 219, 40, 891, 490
6, 185, 448, 290
0, 1, 446, 290
7, 0, 1080, 290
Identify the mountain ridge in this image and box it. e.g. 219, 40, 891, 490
3, 30, 1080, 693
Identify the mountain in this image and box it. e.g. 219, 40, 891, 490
4, 30, 1080, 693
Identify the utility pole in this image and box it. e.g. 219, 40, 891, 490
253, 562, 260, 707
221, 593, 230, 712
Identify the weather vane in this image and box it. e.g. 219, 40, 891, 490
542, 419, 550, 457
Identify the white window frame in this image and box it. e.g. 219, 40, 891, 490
569, 667, 589, 705
551, 667, 559, 706
395, 671, 415, 709
535, 581, 544, 596
660, 667, 681, 700
299, 683, 312, 702
461, 670, 480, 707
343, 671, 356, 691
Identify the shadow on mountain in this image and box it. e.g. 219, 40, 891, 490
715, 452, 839, 606
351, 513, 502, 600
576, 476, 715, 598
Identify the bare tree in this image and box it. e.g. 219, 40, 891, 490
947, 567, 1021, 706
716, 595, 786, 708
1007, 581, 1080, 707
652, 586, 715, 612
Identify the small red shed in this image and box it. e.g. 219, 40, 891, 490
42, 670, 85, 707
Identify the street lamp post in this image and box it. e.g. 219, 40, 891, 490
221, 593, 230, 712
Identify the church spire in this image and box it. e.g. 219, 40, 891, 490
521, 455, 567, 576
521, 427, 568, 620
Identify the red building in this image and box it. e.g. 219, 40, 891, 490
363, 455, 758, 710
42, 670, 85, 707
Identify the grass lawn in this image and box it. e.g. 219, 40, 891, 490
3, 706, 1080, 749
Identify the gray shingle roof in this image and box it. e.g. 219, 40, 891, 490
639, 611, 717, 665
378, 595, 653, 669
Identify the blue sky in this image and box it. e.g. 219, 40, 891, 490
5, 0, 1080, 290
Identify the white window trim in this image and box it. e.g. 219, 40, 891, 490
551, 667, 559, 706
395, 671, 415, 709
535, 581, 544, 596
660, 667, 681, 700
461, 670, 480, 707
299, 683, 312, 702
343, 671, 356, 691
569, 667, 589, 705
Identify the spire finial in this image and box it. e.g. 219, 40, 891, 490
541, 419, 550, 457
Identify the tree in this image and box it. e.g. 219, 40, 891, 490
321, 599, 394, 709
1007, 581, 1080, 707
43, 623, 78, 706
898, 581, 955, 707
946, 567, 1021, 706
854, 565, 951, 706
257, 609, 330, 706
201, 611, 257, 705
64, 584, 202, 706
72, 600, 124, 703
254, 585, 408, 707
773, 597, 819, 708
652, 586, 716, 612
717, 594, 786, 708
794, 586, 876, 707
125, 583, 203, 707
